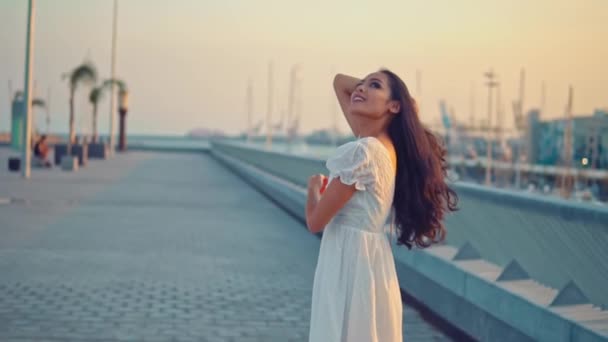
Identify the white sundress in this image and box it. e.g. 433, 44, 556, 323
309, 136, 403, 342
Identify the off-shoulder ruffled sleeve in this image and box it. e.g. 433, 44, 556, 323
325, 140, 374, 191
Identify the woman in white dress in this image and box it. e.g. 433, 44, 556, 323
306, 70, 458, 342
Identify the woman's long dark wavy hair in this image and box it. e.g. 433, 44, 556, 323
382, 69, 458, 249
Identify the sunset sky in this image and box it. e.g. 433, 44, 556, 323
1, 0, 606, 136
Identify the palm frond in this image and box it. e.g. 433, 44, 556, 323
64, 62, 98, 91
32, 98, 46, 108
89, 86, 104, 104
102, 78, 127, 93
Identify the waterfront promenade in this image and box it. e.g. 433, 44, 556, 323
0, 148, 459, 341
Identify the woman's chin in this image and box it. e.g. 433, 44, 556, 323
349, 104, 369, 116
350, 108, 376, 118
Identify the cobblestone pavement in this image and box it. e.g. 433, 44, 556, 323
0, 150, 458, 341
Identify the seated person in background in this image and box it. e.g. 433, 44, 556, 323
33, 135, 52, 168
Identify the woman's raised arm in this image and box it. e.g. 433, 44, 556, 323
333, 74, 361, 136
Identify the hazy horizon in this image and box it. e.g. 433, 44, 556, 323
1, 0, 606, 136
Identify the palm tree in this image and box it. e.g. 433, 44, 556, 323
89, 87, 104, 143
102, 78, 127, 95
102, 78, 128, 150
63, 61, 97, 154
102, 79, 128, 114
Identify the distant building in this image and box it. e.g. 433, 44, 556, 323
527, 109, 608, 169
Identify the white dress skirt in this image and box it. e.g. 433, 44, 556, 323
309, 136, 403, 342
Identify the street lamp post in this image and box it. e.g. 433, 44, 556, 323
21, 0, 36, 179
117, 89, 129, 152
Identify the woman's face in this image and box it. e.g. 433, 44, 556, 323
350, 71, 400, 119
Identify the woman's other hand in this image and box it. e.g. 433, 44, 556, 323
308, 174, 328, 195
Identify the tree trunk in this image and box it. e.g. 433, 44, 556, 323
67, 92, 75, 156
92, 103, 98, 143
118, 109, 127, 152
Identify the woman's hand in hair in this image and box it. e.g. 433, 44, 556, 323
333, 74, 361, 136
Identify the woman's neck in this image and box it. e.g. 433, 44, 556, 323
353, 117, 392, 140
